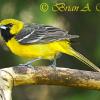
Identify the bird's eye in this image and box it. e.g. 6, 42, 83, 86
5, 23, 13, 28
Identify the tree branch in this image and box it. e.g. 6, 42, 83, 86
3, 66, 100, 89
0, 66, 100, 100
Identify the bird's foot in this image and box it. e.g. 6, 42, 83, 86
49, 60, 57, 71
19, 63, 35, 71
50, 64, 56, 71
18, 58, 42, 70
49, 58, 57, 71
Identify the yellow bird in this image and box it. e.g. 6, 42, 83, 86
0, 19, 99, 72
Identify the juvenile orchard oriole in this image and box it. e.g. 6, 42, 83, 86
0, 19, 100, 72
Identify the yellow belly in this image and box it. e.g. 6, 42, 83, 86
6, 38, 71, 59
6, 38, 58, 59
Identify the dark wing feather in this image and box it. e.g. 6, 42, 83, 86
15, 24, 79, 44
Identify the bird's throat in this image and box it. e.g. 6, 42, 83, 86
1, 29, 15, 42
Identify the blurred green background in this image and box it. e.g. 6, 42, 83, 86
0, 0, 100, 100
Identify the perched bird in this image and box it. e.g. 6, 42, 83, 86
0, 19, 99, 71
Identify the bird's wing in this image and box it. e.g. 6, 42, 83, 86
15, 23, 79, 44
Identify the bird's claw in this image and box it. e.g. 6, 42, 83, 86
18, 63, 35, 71
49, 64, 56, 71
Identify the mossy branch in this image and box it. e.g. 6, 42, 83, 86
0, 66, 100, 100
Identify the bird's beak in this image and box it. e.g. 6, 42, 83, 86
0, 25, 7, 30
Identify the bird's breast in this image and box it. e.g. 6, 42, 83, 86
6, 38, 57, 59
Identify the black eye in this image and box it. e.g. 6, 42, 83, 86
6, 23, 13, 27
5, 23, 13, 28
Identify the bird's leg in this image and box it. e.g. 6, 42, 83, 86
51, 58, 57, 70
50, 53, 61, 70
19, 58, 42, 68
50, 54, 58, 70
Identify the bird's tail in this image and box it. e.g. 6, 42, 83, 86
65, 48, 100, 72
56, 41, 100, 72
69, 48, 100, 72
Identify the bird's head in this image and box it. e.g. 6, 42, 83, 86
0, 19, 24, 42
0, 19, 24, 35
